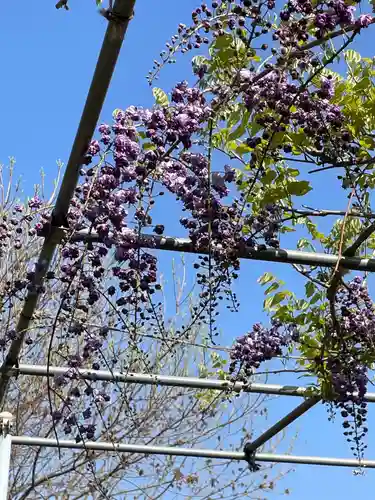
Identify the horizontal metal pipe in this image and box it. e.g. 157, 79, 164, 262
13, 365, 375, 402
10, 436, 375, 468
14, 364, 290, 394
245, 397, 320, 453
256, 453, 375, 468
11, 436, 243, 460
71, 231, 375, 271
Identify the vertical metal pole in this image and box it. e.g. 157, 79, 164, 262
0, 412, 14, 500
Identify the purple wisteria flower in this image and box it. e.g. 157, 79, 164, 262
28, 195, 43, 209
356, 14, 373, 28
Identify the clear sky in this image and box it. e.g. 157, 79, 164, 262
1, 1, 375, 498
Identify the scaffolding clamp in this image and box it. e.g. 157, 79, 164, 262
243, 443, 261, 472
0, 412, 14, 438
99, 8, 135, 23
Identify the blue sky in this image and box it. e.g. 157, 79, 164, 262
2, 1, 375, 498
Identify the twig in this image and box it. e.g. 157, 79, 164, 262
333, 189, 355, 278
327, 199, 375, 302
292, 264, 328, 289
282, 207, 375, 219
308, 156, 375, 174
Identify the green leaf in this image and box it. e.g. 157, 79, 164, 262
213, 129, 229, 149
265, 291, 291, 309
264, 282, 280, 295
286, 168, 300, 177
345, 49, 361, 66
310, 293, 321, 305
305, 281, 316, 298
152, 87, 169, 107
354, 77, 371, 92
359, 136, 375, 149
227, 109, 251, 141
228, 122, 246, 141
270, 131, 285, 149
235, 142, 252, 157
305, 219, 324, 241
250, 119, 263, 136
296, 299, 309, 311
258, 272, 275, 285
192, 55, 208, 72
262, 186, 286, 204
227, 107, 242, 129
261, 170, 277, 185
287, 181, 312, 196
264, 296, 274, 310
279, 226, 295, 233
294, 313, 307, 325
213, 34, 233, 49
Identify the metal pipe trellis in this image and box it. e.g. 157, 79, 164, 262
0, 0, 136, 407
71, 230, 375, 271
7, 364, 375, 473
8, 435, 375, 469
2, 409, 375, 499
12, 363, 375, 403
9, 364, 375, 457
0, 0, 374, 491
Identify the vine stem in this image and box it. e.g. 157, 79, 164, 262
333, 187, 356, 278
207, 118, 214, 341
323, 188, 355, 358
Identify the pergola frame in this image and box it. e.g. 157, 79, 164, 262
0, 2, 374, 499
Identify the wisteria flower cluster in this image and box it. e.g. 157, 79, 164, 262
0, 196, 45, 254
319, 277, 375, 460
241, 70, 351, 168
229, 320, 299, 379
39, 71, 296, 438
69, 80, 285, 329
278, 0, 373, 44
0, 194, 54, 351
149, 0, 373, 83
